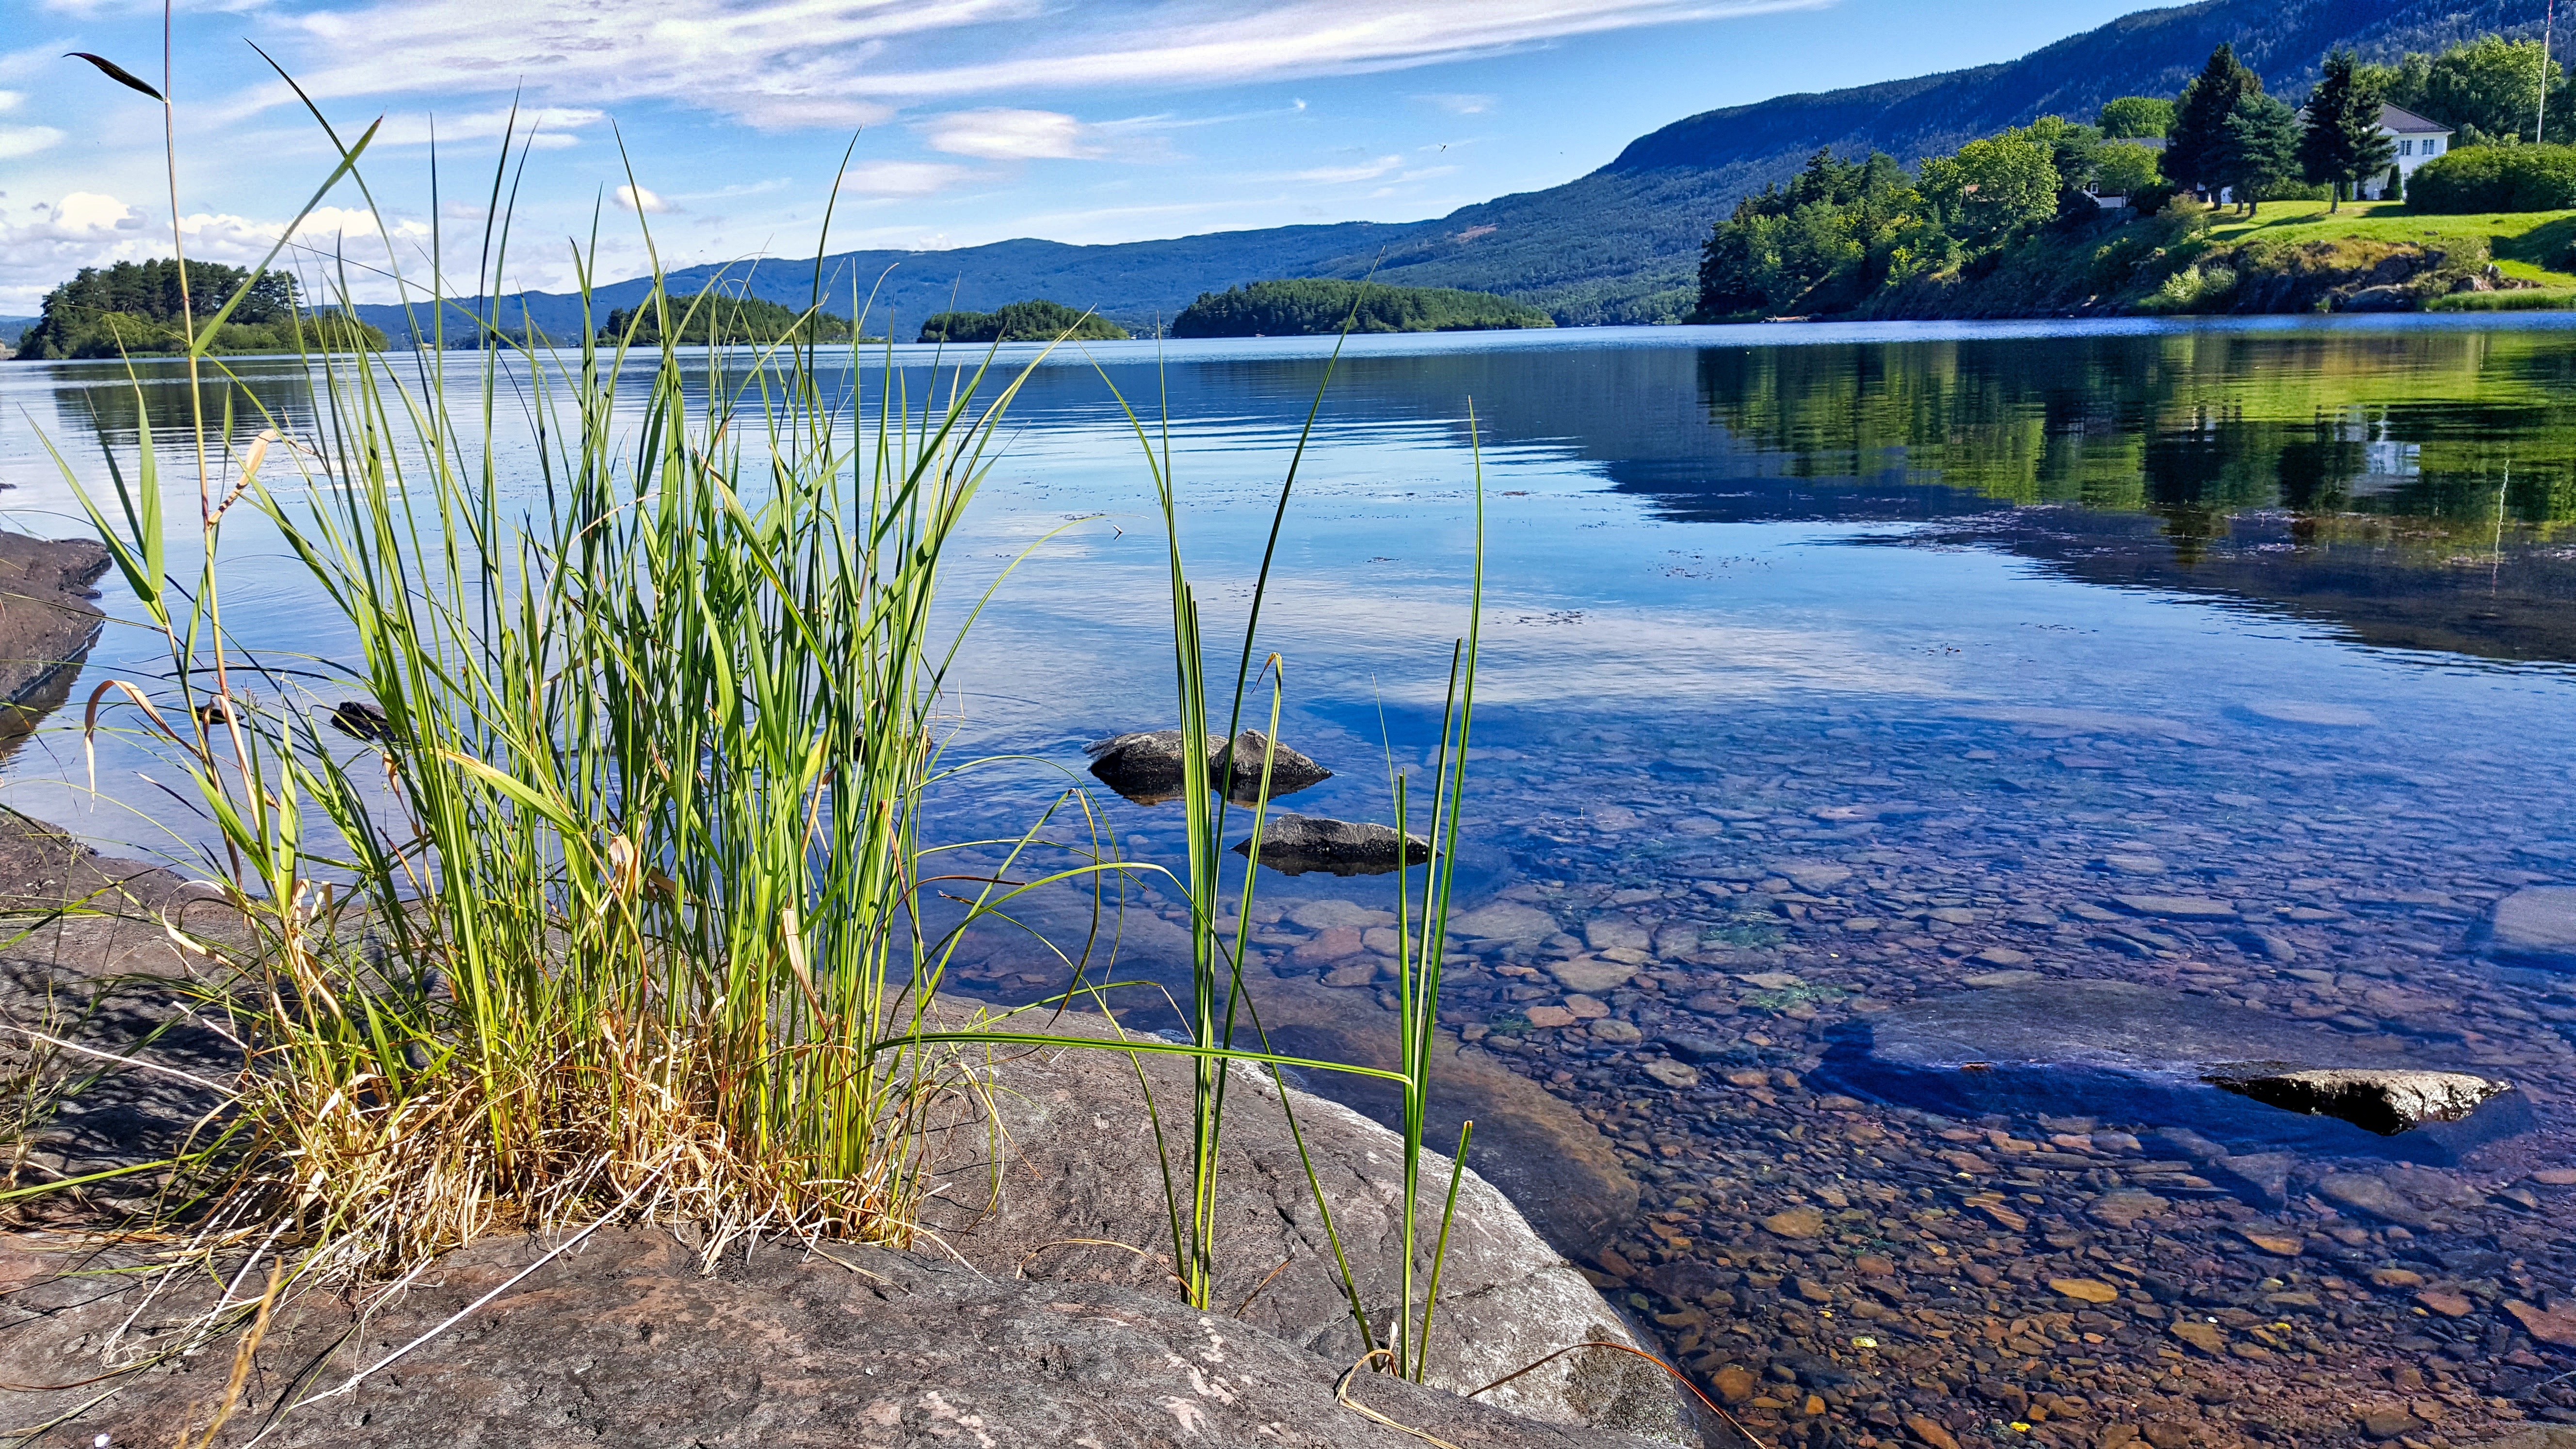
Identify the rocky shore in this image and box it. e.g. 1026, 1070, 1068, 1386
0, 823, 1686, 1445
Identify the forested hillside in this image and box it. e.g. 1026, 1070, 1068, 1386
351, 0, 2568, 339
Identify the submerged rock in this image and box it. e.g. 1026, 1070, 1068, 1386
2486, 886, 2576, 968
1232, 812, 1428, 876
1819, 979, 2529, 1163
1084, 727, 1331, 805
2205, 1066, 2515, 1137
1447, 901, 1560, 941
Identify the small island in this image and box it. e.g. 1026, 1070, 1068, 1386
1169, 279, 1554, 337
917, 299, 1129, 343
14, 259, 386, 359
600, 290, 866, 346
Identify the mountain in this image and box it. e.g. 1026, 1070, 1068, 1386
351, 0, 2558, 342
0, 317, 35, 347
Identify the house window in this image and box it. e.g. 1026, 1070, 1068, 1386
2428, 138, 2442, 154
2398, 139, 2414, 156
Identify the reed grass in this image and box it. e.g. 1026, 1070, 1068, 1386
29, 38, 1490, 1399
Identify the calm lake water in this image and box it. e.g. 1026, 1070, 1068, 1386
7, 318, 2576, 1439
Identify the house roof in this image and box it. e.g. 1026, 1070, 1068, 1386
2380, 103, 2452, 135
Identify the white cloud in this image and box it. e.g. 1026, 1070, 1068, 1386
178, 204, 432, 267
837, 161, 982, 197
1291, 154, 1402, 184
924, 107, 1100, 160
51, 192, 144, 233
374, 106, 608, 149
1414, 92, 1496, 114
243, 0, 1807, 127
0, 193, 150, 312
0, 124, 65, 158
614, 184, 674, 213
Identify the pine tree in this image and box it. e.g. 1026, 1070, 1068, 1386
2300, 51, 2395, 211
2168, 44, 2262, 194
2216, 94, 2304, 214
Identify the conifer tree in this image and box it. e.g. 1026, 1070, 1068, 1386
2168, 44, 2262, 194
2300, 51, 2396, 210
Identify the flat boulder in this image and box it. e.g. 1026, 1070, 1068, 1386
1086, 727, 1331, 805
2240, 699, 2378, 728
0, 531, 110, 727
1818, 980, 2528, 1164
1449, 901, 1559, 941
2486, 886, 2576, 968
1549, 956, 1638, 995
1234, 813, 1428, 876
2111, 894, 2238, 921
0, 1230, 1666, 1449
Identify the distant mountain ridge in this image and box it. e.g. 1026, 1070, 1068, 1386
352, 0, 2558, 342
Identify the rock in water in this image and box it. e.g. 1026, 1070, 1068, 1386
330, 699, 393, 742
2486, 886, 2576, 968
2205, 1067, 2515, 1137
1819, 980, 2529, 1164
1232, 812, 1428, 876
1084, 727, 1331, 805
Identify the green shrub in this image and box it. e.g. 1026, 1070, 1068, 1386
2408, 145, 2576, 212
2140, 263, 2238, 313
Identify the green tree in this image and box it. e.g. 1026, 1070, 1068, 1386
2098, 97, 2176, 140
2168, 44, 2262, 194
2012, 115, 2109, 204
2213, 94, 2303, 213
2093, 142, 2165, 199
917, 299, 1128, 343
2300, 50, 2396, 211
601, 290, 856, 346
1692, 150, 1918, 318
1171, 279, 1551, 336
1918, 133, 2061, 237
2370, 37, 2571, 146
16, 258, 381, 359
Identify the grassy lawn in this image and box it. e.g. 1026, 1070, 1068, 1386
2200, 199, 2576, 287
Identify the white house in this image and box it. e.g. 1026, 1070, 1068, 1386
2363, 103, 2453, 199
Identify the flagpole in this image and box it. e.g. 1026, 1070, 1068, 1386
2543, 0, 2557, 143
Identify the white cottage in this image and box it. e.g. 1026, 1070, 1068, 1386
2363, 103, 2454, 199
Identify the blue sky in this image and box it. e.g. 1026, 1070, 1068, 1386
0, 0, 2146, 312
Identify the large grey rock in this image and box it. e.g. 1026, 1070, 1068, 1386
928, 879, 1640, 1259
0, 1229, 1669, 1449
0, 531, 110, 732
1819, 980, 2529, 1163
926, 1000, 1687, 1441
1233, 812, 1428, 877
2487, 886, 2576, 968
1086, 728, 1331, 805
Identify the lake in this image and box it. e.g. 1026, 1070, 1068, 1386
6, 317, 2575, 1440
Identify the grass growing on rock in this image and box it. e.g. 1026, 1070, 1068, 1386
21, 64, 1504, 1407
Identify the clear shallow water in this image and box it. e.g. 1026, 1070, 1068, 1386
8, 319, 2576, 1439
